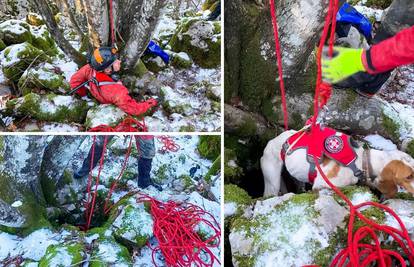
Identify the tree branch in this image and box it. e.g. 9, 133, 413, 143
32, 0, 86, 66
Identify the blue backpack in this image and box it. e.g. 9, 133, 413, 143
336, 3, 373, 43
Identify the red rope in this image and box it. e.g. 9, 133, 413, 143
157, 135, 180, 153
137, 195, 221, 267
83, 136, 109, 231
88, 117, 148, 132
314, 160, 414, 267
269, 0, 289, 130
269, 0, 414, 266
109, 0, 115, 45
103, 135, 134, 214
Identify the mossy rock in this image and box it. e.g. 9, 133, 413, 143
39, 242, 85, 267
142, 55, 167, 73
85, 104, 127, 129
224, 184, 252, 206
170, 52, 193, 69
112, 204, 153, 249
30, 25, 58, 56
26, 13, 45, 26
1, 42, 49, 82
0, 20, 32, 45
169, 19, 220, 68
160, 86, 193, 115
405, 139, 414, 159
90, 237, 132, 267
0, 39, 6, 51
133, 59, 149, 77
224, 148, 243, 184
205, 155, 221, 182
365, 0, 392, 9
18, 63, 67, 95
206, 85, 221, 101
202, 0, 219, 11
6, 93, 90, 123
197, 135, 221, 160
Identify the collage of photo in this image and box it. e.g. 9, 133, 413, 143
1, 0, 414, 266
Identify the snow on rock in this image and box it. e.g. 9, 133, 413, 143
228, 187, 382, 267
224, 202, 238, 218
85, 104, 127, 129
0, 19, 32, 45
0, 135, 221, 266
0, 229, 60, 262
354, 5, 384, 21
364, 134, 398, 151
384, 199, 414, 240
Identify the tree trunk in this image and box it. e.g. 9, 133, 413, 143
225, 0, 329, 111
119, 0, 166, 72
60, 0, 85, 40
81, 0, 165, 72
83, 0, 109, 47
32, 0, 87, 65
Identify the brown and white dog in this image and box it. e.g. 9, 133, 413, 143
261, 130, 414, 198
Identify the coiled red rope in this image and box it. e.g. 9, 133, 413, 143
88, 117, 147, 132
269, 0, 414, 266
315, 160, 414, 267
137, 194, 221, 267
157, 135, 180, 153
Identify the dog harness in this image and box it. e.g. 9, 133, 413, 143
280, 124, 364, 183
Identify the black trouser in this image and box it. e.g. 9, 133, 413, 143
75, 136, 155, 188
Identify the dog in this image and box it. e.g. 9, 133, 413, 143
261, 130, 414, 199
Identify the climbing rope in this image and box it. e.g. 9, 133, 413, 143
108, 0, 116, 47
269, 0, 414, 266
83, 135, 109, 231
103, 135, 134, 214
315, 159, 414, 267
88, 117, 148, 132
269, 0, 288, 130
157, 135, 180, 153
81, 134, 180, 230
137, 194, 221, 267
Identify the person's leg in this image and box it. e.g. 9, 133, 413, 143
74, 136, 113, 179
135, 136, 161, 190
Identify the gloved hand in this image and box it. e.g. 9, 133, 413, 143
145, 98, 158, 109
322, 46, 367, 84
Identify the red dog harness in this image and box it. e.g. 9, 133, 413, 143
281, 124, 362, 183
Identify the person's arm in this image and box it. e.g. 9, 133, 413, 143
363, 25, 414, 74
69, 65, 93, 97
322, 25, 414, 84
110, 87, 157, 116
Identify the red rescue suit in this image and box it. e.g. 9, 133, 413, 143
363, 25, 414, 74
69, 64, 151, 116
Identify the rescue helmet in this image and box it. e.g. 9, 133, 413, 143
90, 47, 118, 71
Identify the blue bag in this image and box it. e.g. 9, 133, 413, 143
145, 40, 170, 64
336, 3, 372, 42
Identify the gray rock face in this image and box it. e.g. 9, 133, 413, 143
0, 136, 48, 232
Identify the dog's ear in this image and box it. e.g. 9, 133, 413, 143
394, 160, 413, 181
378, 160, 405, 198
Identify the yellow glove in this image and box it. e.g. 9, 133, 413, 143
322, 47, 367, 84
